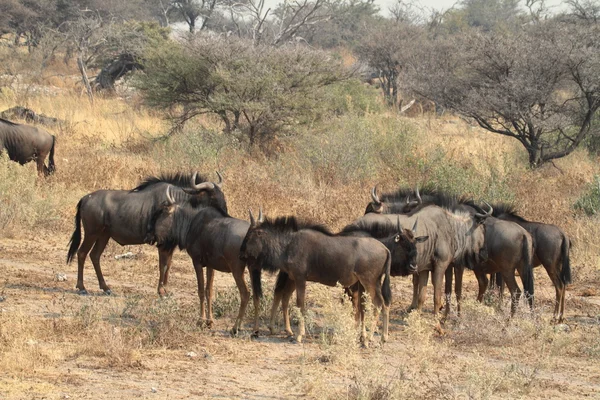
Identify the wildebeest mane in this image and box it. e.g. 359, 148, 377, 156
376, 187, 473, 214
0, 117, 19, 126
489, 202, 528, 222
132, 172, 209, 192
339, 220, 398, 239
260, 216, 334, 236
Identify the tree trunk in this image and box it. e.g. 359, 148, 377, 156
526, 141, 542, 168
77, 54, 94, 105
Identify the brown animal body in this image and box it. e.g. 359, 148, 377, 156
66, 172, 225, 296
491, 203, 571, 321
351, 204, 487, 316
0, 117, 55, 176
367, 187, 535, 316
240, 212, 392, 345
146, 187, 259, 335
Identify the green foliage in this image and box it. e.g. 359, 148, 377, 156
299, 115, 414, 184
135, 37, 348, 149
574, 176, 600, 216
324, 79, 382, 116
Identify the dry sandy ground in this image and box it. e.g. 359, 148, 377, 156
1, 235, 599, 400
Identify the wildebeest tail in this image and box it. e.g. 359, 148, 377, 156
250, 267, 263, 298
521, 234, 534, 303
48, 135, 56, 174
560, 236, 572, 285
66, 199, 82, 264
382, 250, 392, 307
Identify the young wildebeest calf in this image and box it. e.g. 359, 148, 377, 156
146, 186, 259, 335
0, 117, 56, 176
67, 172, 225, 296
239, 210, 392, 345
269, 217, 427, 338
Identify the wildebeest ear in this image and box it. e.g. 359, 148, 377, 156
415, 235, 429, 243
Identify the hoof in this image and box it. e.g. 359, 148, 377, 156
230, 328, 239, 337
207, 320, 214, 329
103, 289, 112, 296
77, 289, 89, 296
251, 330, 259, 339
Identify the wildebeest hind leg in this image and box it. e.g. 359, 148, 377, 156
76, 235, 97, 294
502, 272, 520, 316
545, 266, 564, 322
294, 280, 307, 343
192, 259, 207, 324
444, 267, 453, 317
474, 270, 489, 303
231, 267, 250, 336
454, 265, 464, 316
89, 234, 111, 293
157, 250, 170, 297
206, 268, 215, 327
365, 280, 386, 344
281, 281, 296, 337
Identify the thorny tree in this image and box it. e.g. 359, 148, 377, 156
406, 21, 600, 167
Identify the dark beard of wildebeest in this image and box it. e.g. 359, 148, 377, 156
239, 211, 392, 345
145, 186, 259, 335
269, 217, 428, 339
368, 186, 535, 317
486, 203, 572, 322
352, 200, 489, 317
66, 172, 226, 296
0, 117, 56, 176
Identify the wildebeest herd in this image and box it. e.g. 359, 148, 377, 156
1, 117, 572, 344
61, 171, 571, 346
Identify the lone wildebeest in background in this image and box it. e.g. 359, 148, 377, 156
360, 191, 490, 316
240, 210, 392, 345
145, 186, 259, 335
270, 217, 427, 338
490, 203, 571, 321
0, 117, 56, 176
67, 172, 225, 296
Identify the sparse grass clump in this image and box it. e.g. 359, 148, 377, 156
574, 176, 600, 216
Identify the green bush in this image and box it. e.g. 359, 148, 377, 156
574, 176, 600, 216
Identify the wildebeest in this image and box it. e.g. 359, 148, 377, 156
490, 203, 572, 321
145, 186, 259, 335
353, 200, 488, 316
240, 210, 392, 345
269, 217, 427, 338
368, 187, 535, 316
66, 172, 225, 296
0, 117, 56, 176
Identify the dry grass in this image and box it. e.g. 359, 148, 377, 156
0, 53, 600, 399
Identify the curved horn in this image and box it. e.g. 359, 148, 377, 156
405, 196, 410, 205
166, 186, 175, 205
258, 207, 264, 223
474, 201, 493, 219
215, 171, 223, 188
412, 217, 419, 233
415, 186, 422, 204
397, 216, 403, 232
370, 186, 381, 204
249, 208, 256, 227
189, 171, 215, 191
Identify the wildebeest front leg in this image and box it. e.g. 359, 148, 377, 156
89, 234, 111, 294
416, 271, 429, 311
230, 267, 250, 336
432, 263, 447, 316
268, 277, 295, 336
365, 279, 387, 344
454, 265, 464, 316
192, 259, 207, 324
444, 266, 453, 317
157, 250, 170, 297
474, 270, 489, 302
295, 280, 307, 343
408, 273, 420, 311
205, 267, 215, 327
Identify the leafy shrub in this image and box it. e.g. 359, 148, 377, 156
574, 176, 600, 216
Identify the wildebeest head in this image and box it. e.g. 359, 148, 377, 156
183, 171, 227, 212
145, 186, 180, 246
390, 217, 428, 275
365, 186, 420, 215
239, 208, 266, 264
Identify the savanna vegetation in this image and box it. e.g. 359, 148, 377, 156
1, 0, 600, 398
